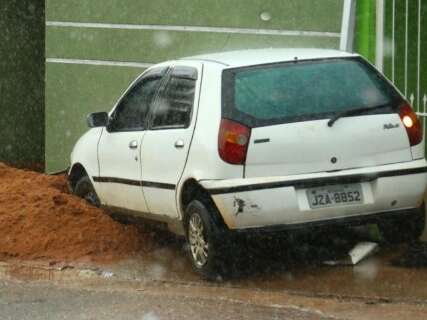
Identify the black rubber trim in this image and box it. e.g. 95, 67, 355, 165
93, 176, 175, 190
93, 176, 141, 186
254, 138, 270, 144
141, 181, 176, 190
231, 206, 422, 234
208, 166, 427, 195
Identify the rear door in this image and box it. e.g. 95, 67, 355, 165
222, 58, 412, 178
96, 67, 166, 212
141, 63, 201, 218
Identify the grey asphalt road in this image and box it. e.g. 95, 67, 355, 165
0, 280, 334, 320
1, 275, 427, 320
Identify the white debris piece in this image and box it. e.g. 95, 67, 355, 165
101, 271, 114, 279
349, 242, 378, 265
323, 241, 379, 266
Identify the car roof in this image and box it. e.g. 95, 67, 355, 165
181, 48, 358, 68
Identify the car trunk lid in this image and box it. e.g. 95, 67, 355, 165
245, 114, 412, 177
221, 56, 414, 178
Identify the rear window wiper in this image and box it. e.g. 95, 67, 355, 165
327, 104, 392, 127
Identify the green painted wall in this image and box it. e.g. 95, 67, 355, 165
46, 28, 339, 64
45, 0, 345, 172
0, 0, 44, 169
46, 0, 343, 32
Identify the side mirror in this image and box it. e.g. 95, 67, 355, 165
87, 112, 109, 128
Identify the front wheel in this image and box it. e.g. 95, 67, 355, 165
185, 200, 229, 279
73, 176, 101, 207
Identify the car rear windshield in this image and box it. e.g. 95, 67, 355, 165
222, 58, 401, 127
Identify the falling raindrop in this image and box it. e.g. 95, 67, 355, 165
260, 12, 272, 22
153, 31, 173, 49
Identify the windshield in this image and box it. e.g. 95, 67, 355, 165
222, 58, 401, 127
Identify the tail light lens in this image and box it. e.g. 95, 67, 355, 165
399, 103, 423, 146
218, 119, 251, 164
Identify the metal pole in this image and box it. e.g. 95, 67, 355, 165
392, 0, 395, 82
375, 0, 385, 72
340, 0, 356, 51
417, 0, 422, 110
405, 0, 409, 97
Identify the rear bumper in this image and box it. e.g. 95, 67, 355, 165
226, 206, 424, 235
200, 159, 427, 230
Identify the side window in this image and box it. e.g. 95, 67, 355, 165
150, 66, 197, 130
109, 71, 165, 132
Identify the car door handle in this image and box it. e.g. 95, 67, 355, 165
174, 139, 185, 149
128, 140, 138, 149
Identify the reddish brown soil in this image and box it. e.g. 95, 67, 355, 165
0, 163, 152, 264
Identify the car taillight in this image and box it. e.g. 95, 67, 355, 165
399, 103, 423, 146
218, 119, 251, 165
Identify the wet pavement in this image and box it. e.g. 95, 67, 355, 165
1, 225, 427, 319
0, 280, 335, 320
90, 225, 427, 303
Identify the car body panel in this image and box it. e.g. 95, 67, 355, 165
245, 114, 412, 178
69, 127, 103, 184
175, 62, 244, 218
141, 61, 203, 218
96, 130, 148, 212
184, 48, 357, 68
200, 159, 427, 229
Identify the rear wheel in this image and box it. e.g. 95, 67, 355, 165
184, 199, 230, 280
378, 204, 426, 244
73, 176, 101, 207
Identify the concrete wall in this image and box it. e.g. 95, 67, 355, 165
45, 0, 345, 172
0, 0, 44, 169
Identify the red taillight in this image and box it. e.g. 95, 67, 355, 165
399, 103, 423, 146
218, 119, 251, 165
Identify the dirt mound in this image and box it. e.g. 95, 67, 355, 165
0, 163, 152, 264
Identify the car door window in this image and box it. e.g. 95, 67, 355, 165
150, 66, 197, 130
109, 69, 166, 132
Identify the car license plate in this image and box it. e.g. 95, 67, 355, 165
306, 184, 363, 209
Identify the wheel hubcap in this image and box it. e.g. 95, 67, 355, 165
188, 213, 208, 268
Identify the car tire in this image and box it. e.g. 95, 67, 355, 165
378, 203, 426, 244
184, 199, 230, 280
73, 175, 101, 207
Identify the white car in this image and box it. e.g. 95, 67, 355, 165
69, 48, 427, 278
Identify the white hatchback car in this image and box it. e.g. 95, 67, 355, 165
69, 48, 427, 278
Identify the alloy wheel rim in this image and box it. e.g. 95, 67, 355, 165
188, 213, 209, 268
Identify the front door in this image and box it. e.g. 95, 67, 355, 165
96, 68, 166, 213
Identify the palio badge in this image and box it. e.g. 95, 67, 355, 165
383, 123, 400, 129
